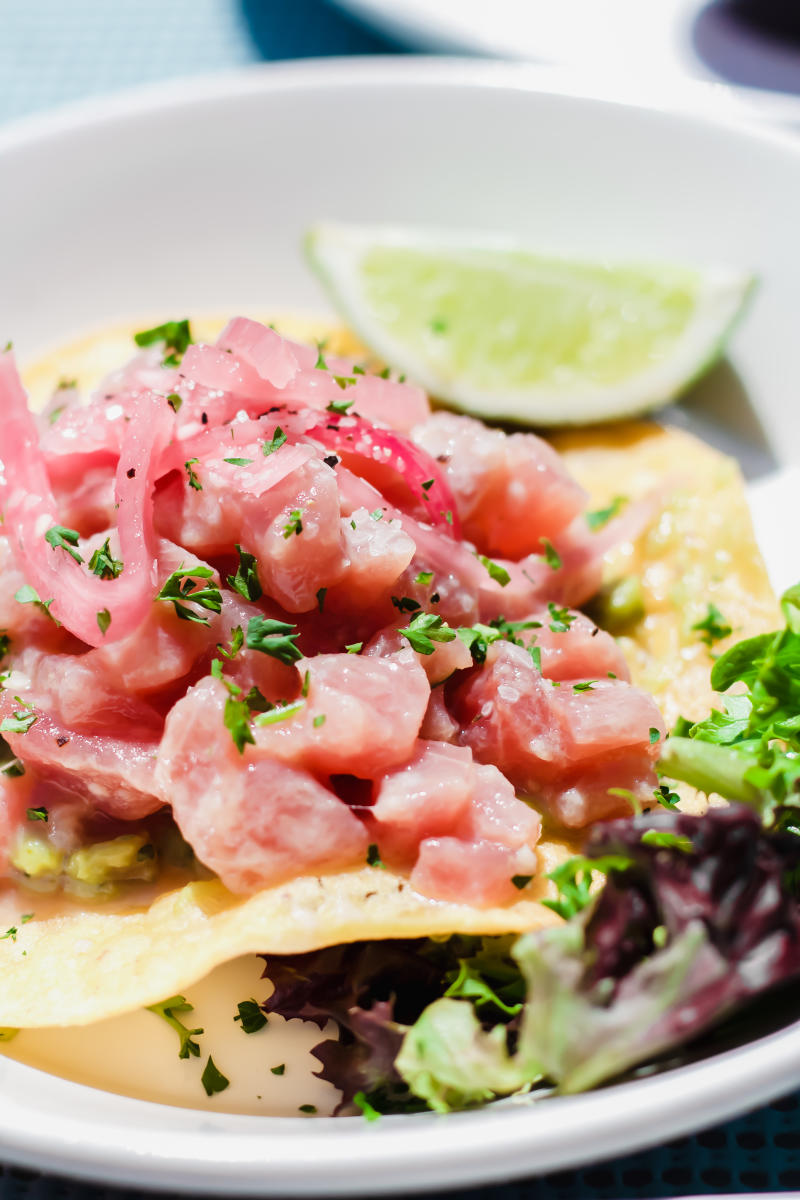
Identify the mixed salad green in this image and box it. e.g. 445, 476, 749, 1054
264, 585, 800, 1115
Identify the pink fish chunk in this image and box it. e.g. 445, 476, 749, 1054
453, 641, 664, 827
157, 677, 367, 892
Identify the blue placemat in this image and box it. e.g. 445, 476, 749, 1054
0, 0, 797, 1194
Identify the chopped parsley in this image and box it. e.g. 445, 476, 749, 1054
298, 1104, 317, 1114
44, 525, 83, 565
691, 603, 732, 648
391, 595, 421, 614
414, 571, 434, 588
313, 714, 326, 729
443, 510, 454, 526
234, 999, 267, 1034
270, 1064, 286, 1076
327, 394, 355, 412
572, 681, 595, 693
223, 457, 253, 467
366, 843, 385, 869
224, 695, 255, 754
217, 626, 244, 659
96, 608, 111, 636
157, 566, 222, 624
134, 319, 193, 368
539, 538, 562, 571
0, 700, 36, 735
586, 495, 627, 532
263, 426, 287, 456
211, 660, 255, 754
255, 700, 305, 727
146, 995, 203, 1059
398, 611, 457, 656
314, 343, 328, 370
14, 585, 55, 622
454, 616, 541, 666
282, 509, 304, 539
0, 634, 10, 662
184, 459, 202, 490
201, 1056, 230, 1096
654, 784, 680, 810
244, 686, 270, 712
88, 538, 123, 580
166, 392, 183, 413
475, 554, 510, 588
246, 616, 302, 663
547, 602, 576, 633
649, 727, 661, 744
641, 829, 693, 853
26, 806, 48, 822
345, 642, 363, 654
227, 545, 262, 602
370, 509, 383, 521
353, 1091, 381, 1121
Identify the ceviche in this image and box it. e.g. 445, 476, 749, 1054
0, 312, 793, 1117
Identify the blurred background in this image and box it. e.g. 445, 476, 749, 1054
1, 0, 799, 126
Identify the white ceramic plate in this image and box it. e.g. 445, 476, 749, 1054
334, 0, 800, 125
2, 57, 800, 1195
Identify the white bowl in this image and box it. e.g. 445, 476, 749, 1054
1, 57, 800, 1196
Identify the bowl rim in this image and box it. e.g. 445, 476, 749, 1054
1, 54, 800, 159
2, 55, 800, 1196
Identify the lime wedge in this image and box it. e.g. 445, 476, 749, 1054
305, 224, 755, 426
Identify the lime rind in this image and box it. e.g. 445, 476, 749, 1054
305, 223, 756, 427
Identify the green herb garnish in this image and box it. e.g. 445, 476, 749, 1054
157, 566, 222, 624
44, 525, 83, 564
227, 545, 262, 602
246, 617, 302, 664
88, 538, 123, 580
134, 319, 193, 367
398, 611, 456, 656
201, 1056, 230, 1096
146, 995, 203, 1059
234, 999, 267, 1034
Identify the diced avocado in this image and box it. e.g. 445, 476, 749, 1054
589, 575, 645, 634
11, 834, 63, 879
65, 834, 157, 887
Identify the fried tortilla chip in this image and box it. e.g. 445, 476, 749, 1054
0, 321, 775, 1027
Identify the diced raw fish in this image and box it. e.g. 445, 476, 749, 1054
412, 412, 586, 557
370, 740, 540, 905
0, 691, 161, 820
411, 839, 537, 907
253, 650, 430, 777
453, 641, 664, 827
329, 508, 416, 609
157, 451, 347, 612
156, 677, 366, 892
